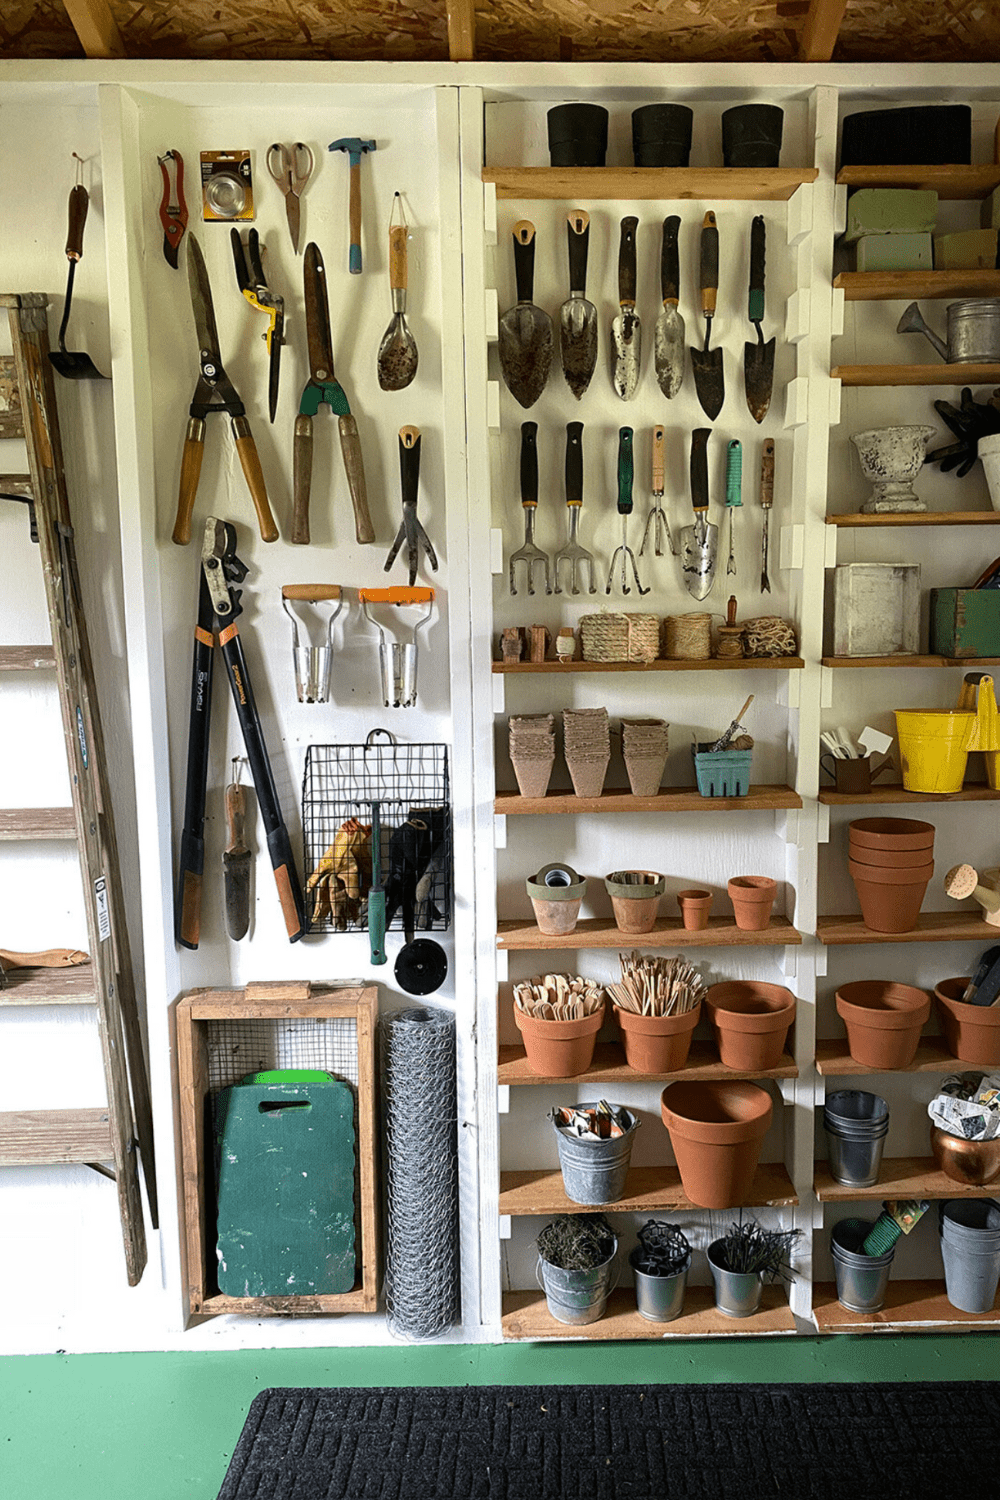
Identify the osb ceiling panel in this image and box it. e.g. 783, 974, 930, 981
3, 0, 1000, 62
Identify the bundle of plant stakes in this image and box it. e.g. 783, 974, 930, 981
607, 951, 706, 1017
713, 1213, 801, 1281
513, 972, 604, 1020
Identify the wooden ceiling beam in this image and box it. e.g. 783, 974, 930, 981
62, 0, 127, 58
799, 0, 849, 61
446, 0, 476, 62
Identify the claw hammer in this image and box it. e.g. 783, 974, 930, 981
328, 137, 376, 274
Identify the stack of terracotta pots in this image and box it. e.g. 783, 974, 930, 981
848, 817, 935, 933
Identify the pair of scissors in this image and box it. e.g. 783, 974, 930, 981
266, 142, 314, 254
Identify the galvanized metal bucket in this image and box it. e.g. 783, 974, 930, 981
823, 1090, 890, 1188
537, 1239, 618, 1325
707, 1238, 764, 1318
553, 1105, 639, 1205
945, 299, 1000, 364
940, 1199, 1000, 1313
630, 1248, 689, 1322
831, 1217, 895, 1312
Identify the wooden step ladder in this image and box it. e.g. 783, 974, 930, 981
0, 293, 157, 1285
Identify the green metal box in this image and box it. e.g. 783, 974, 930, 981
929, 588, 1000, 659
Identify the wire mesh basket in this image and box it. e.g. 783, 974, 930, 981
302, 730, 452, 936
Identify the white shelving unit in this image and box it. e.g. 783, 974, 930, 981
2, 60, 999, 1355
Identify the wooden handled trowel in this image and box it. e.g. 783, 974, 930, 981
223, 762, 252, 941
679, 427, 718, 600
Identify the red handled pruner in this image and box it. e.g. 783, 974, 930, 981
157, 150, 188, 270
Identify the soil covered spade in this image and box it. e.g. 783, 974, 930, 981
559, 209, 598, 399
690, 211, 724, 421
654, 215, 685, 399
611, 216, 641, 400
499, 220, 553, 409
679, 427, 718, 600
744, 215, 775, 423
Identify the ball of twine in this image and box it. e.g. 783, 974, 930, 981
714, 625, 744, 659
664, 612, 712, 660
741, 616, 797, 658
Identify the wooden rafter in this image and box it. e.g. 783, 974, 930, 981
799, 0, 849, 61
62, 0, 127, 58
446, 0, 475, 61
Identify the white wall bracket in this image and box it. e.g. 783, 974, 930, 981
787, 183, 813, 246
485, 290, 498, 341
490, 527, 504, 574
817, 800, 831, 844
487, 381, 501, 430
492, 672, 505, 714
780, 524, 805, 571
820, 664, 834, 708
497, 1084, 510, 1114
828, 377, 842, 427
833, 182, 848, 239
824, 525, 838, 569
785, 289, 810, 344
831, 286, 845, 339
494, 814, 507, 849
499, 1214, 511, 1240
784, 377, 810, 429
815, 944, 828, 977
484, 180, 497, 245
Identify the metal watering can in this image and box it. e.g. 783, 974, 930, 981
897, 299, 1000, 365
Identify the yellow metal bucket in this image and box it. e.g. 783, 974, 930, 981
957, 673, 1000, 789
894, 709, 976, 793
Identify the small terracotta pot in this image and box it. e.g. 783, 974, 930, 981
848, 817, 935, 852
727, 876, 777, 931
848, 859, 932, 934
934, 976, 1000, 1066
514, 1004, 604, 1079
613, 1001, 701, 1074
848, 842, 935, 869
526, 863, 587, 936
704, 982, 797, 1071
835, 980, 931, 1069
931, 1124, 1000, 1186
677, 888, 712, 931
605, 870, 666, 935
660, 1079, 773, 1209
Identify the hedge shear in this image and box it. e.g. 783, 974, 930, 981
293, 241, 374, 546
172, 235, 278, 546
175, 518, 305, 948
230, 228, 284, 423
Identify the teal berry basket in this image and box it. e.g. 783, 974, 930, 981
692, 743, 753, 798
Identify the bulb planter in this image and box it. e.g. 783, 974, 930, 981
526, 863, 587, 936
676, 888, 712, 931
835, 980, 930, 1069
605, 870, 666, 935
727, 875, 777, 932
704, 982, 796, 1071
660, 1079, 773, 1209
934, 976, 1000, 1066
514, 1003, 604, 1079
613, 1000, 701, 1074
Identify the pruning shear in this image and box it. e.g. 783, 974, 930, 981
266, 141, 313, 254
230, 228, 284, 423
172, 235, 278, 546
384, 426, 438, 586
294, 241, 373, 547
157, 149, 188, 269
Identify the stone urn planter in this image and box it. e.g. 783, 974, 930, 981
704, 981, 796, 1071
605, 870, 666, 934
835, 979, 930, 1069
850, 425, 937, 514
660, 1079, 773, 1209
526, 863, 587, 936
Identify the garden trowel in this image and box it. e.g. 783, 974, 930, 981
654, 215, 684, 399
744, 215, 775, 423
690, 211, 724, 420
559, 209, 598, 399
611, 216, 641, 400
679, 427, 718, 600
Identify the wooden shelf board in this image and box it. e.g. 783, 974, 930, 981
819, 784, 999, 805
498, 915, 802, 951
495, 785, 802, 816
502, 1285, 796, 1341
813, 1281, 999, 1331
493, 656, 805, 675
0, 964, 96, 1007
0, 807, 76, 840
832, 364, 1000, 387
834, 270, 1000, 302
0, 1108, 111, 1165
825, 511, 1000, 527
483, 166, 818, 202
817, 911, 999, 945
821, 654, 1000, 668
0, 645, 55, 671
835, 165, 1000, 199
499, 1162, 798, 1216
498, 1041, 798, 1086
815, 1157, 994, 1201
198, 1287, 375, 1317
816, 1037, 958, 1075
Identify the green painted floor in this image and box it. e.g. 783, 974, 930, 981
3, 1336, 997, 1499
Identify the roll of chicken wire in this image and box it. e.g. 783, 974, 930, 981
381, 1006, 460, 1340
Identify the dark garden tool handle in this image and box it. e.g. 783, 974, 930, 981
399, 425, 421, 510
690, 427, 711, 518
565, 421, 584, 510
368, 801, 387, 966
174, 584, 215, 949
520, 421, 538, 511
700, 211, 719, 317
661, 215, 681, 304
566, 210, 590, 297
66, 184, 89, 261
618, 216, 638, 307
749, 214, 766, 323
760, 438, 775, 510
512, 220, 537, 304
617, 427, 634, 516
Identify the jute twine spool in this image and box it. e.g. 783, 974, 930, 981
664, 612, 712, 660
714, 626, 744, 659
580, 613, 659, 664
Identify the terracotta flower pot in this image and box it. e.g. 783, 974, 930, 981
676, 888, 712, 931
727, 876, 777, 931
605, 870, 665, 934
835, 980, 930, 1069
848, 842, 936, 869
526, 863, 587, 936
848, 858, 932, 934
704, 982, 797, 1071
513, 1004, 603, 1078
660, 1079, 773, 1209
613, 1001, 701, 1074
848, 817, 935, 852
934, 976, 1000, 1066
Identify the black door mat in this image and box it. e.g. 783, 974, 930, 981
217, 1380, 1000, 1500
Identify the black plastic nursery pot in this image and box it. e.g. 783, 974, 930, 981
631, 104, 693, 167
547, 103, 609, 167
840, 104, 972, 167
721, 104, 784, 168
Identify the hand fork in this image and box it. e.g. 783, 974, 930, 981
606, 427, 649, 596
509, 421, 551, 596
554, 420, 596, 595
640, 423, 675, 558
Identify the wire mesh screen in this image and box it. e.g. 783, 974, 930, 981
205, 1017, 359, 1091
301, 737, 452, 936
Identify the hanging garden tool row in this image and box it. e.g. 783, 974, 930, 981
509, 422, 776, 600
498, 208, 775, 420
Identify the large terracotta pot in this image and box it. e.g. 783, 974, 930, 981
934, 976, 1000, 1066
614, 1002, 701, 1074
660, 1079, 773, 1208
848, 843, 936, 869
848, 817, 935, 852
835, 980, 930, 1069
704, 982, 797, 1071
514, 1004, 603, 1079
728, 876, 777, 932
848, 858, 932, 933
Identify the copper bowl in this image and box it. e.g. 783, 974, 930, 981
931, 1125, 1000, 1186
